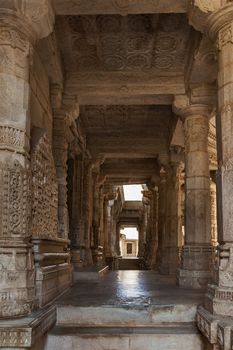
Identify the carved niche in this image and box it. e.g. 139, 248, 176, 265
31, 130, 58, 239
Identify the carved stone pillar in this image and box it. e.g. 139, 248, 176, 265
138, 204, 147, 258
91, 172, 105, 266
210, 178, 218, 246
160, 162, 183, 275
157, 171, 167, 272
176, 104, 213, 289
143, 187, 159, 269
82, 159, 94, 265
0, 2, 54, 317
204, 3, 233, 316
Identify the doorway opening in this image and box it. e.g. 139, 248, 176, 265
120, 227, 139, 258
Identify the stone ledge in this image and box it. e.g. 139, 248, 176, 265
0, 305, 56, 348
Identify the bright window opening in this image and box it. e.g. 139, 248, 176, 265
123, 184, 143, 201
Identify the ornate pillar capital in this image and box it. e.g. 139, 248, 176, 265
207, 3, 233, 43
188, 0, 220, 33
173, 95, 213, 120
0, 0, 55, 42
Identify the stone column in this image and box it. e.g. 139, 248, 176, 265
0, 2, 54, 317
157, 171, 167, 272
143, 187, 159, 269
53, 112, 69, 239
138, 206, 147, 258
203, 4, 233, 315
160, 162, 183, 275
82, 159, 94, 265
175, 104, 213, 289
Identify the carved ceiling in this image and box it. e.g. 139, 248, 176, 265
58, 14, 191, 74
51, 7, 218, 182
56, 13, 195, 104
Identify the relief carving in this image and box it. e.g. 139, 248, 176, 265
0, 125, 27, 154
0, 161, 30, 238
31, 130, 58, 239
62, 14, 190, 73
218, 24, 233, 50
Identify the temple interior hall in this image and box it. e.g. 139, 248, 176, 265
1, 0, 233, 349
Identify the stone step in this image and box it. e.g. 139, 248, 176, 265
44, 325, 205, 350
56, 303, 198, 327
118, 258, 140, 270
73, 265, 109, 282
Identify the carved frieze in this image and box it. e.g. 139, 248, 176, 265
31, 132, 58, 239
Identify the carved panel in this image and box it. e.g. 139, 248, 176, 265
0, 125, 28, 154
31, 132, 58, 238
0, 161, 30, 238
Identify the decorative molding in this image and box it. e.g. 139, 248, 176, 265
0, 125, 28, 155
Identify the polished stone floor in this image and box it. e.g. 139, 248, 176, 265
57, 271, 204, 308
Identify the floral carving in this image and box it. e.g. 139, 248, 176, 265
31, 132, 58, 239
61, 13, 190, 73
0, 161, 30, 238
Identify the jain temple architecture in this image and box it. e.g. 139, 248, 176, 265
1, 0, 233, 349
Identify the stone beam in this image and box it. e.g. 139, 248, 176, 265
105, 177, 150, 185
65, 74, 185, 104
86, 135, 167, 156
53, 0, 189, 15
101, 159, 159, 178
78, 95, 174, 106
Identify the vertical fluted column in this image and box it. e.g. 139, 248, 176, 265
0, 2, 54, 317
177, 105, 213, 289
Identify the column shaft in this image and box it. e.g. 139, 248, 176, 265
178, 107, 213, 289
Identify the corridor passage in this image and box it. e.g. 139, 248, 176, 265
44, 271, 206, 350
57, 271, 204, 308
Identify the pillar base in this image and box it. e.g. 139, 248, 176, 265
178, 245, 214, 288
178, 269, 212, 289
0, 305, 56, 348
205, 284, 233, 317
160, 247, 181, 275
197, 305, 233, 349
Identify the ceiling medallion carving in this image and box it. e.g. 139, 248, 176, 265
60, 13, 190, 74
